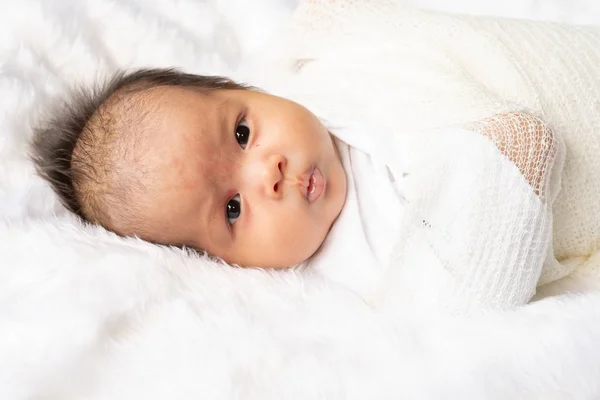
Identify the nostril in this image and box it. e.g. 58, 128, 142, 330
277, 161, 283, 173
273, 183, 279, 192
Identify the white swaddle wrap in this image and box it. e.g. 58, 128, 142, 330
305, 123, 407, 301
304, 116, 562, 313
246, 0, 600, 311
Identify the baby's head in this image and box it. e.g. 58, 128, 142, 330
32, 68, 347, 268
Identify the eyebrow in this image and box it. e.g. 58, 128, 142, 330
197, 175, 230, 252
206, 184, 226, 243
217, 96, 234, 139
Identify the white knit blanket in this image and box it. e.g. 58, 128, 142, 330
2, 0, 600, 398
254, 0, 600, 291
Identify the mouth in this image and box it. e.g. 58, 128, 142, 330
300, 165, 325, 203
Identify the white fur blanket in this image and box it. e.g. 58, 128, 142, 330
1, 0, 600, 398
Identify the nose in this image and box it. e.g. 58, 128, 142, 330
246, 154, 286, 200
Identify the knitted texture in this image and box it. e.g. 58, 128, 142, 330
370, 114, 562, 313
252, 0, 600, 311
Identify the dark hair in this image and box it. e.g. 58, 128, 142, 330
30, 67, 250, 224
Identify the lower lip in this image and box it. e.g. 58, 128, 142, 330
307, 167, 325, 203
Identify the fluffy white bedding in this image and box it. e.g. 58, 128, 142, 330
1, 0, 600, 398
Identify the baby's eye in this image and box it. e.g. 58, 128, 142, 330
226, 194, 241, 225
235, 120, 250, 149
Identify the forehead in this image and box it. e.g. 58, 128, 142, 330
139, 86, 231, 157
147, 85, 224, 130
131, 86, 236, 234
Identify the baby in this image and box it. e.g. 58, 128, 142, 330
29, 0, 600, 311
33, 69, 348, 269
32, 66, 556, 278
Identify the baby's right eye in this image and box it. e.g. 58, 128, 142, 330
226, 194, 241, 225
235, 120, 250, 149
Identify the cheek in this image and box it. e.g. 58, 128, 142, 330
257, 206, 329, 266
276, 108, 328, 148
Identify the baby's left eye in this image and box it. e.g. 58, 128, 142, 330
226, 194, 242, 225
235, 120, 250, 149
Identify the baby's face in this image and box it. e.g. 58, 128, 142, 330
131, 86, 347, 268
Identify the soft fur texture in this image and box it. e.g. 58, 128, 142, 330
1, 0, 600, 399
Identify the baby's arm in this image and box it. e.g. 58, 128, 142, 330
400, 113, 562, 311
471, 113, 558, 199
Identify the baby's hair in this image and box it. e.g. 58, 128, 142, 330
31, 68, 250, 234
